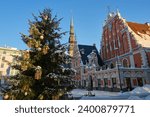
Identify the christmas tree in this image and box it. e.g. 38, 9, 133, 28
3, 9, 75, 100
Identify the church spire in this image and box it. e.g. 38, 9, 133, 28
68, 17, 76, 57
70, 17, 74, 35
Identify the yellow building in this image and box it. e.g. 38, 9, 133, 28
0, 46, 21, 84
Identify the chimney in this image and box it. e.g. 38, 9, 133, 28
93, 43, 96, 47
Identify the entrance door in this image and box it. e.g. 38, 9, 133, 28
112, 78, 116, 88
126, 78, 132, 91
88, 76, 93, 91
137, 78, 143, 86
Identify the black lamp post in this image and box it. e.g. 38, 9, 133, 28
117, 56, 123, 92
115, 47, 123, 92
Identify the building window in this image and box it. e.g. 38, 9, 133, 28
1, 63, 4, 68
98, 79, 101, 89
112, 78, 116, 85
122, 59, 129, 67
2, 57, 5, 61
3, 51, 6, 54
0, 71, 2, 75
104, 79, 108, 86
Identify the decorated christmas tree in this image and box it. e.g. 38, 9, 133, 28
3, 9, 75, 100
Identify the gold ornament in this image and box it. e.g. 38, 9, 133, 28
30, 25, 41, 37
35, 66, 42, 80
38, 94, 44, 100
40, 35, 44, 40
25, 92, 28, 96
21, 62, 28, 71
23, 51, 30, 60
37, 47, 42, 51
43, 14, 48, 20
4, 94, 9, 100
35, 41, 40, 48
22, 84, 29, 91
42, 45, 49, 54
27, 40, 32, 48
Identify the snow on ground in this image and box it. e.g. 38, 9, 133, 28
70, 85, 150, 100
123, 85, 150, 99
144, 95, 150, 100
130, 85, 150, 94
70, 89, 128, 100
128, 96, 142, 100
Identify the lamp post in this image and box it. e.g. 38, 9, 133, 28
115, 47, 123, 92
117, 56, 123, 92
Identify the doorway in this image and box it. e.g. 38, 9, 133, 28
88, 76, 93, 91
126, 78, 132, 91
137, 78, 143, 86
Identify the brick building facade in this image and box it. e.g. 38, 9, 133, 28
100, 11, 150, 91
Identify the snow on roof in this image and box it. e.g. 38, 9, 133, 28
127, 22, 150, 48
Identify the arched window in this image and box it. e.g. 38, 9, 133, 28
122, 59, 129, 67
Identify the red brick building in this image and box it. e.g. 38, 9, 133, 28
100, 10, 150, 91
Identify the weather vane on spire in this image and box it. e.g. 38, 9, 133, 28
107, 6, 111, 14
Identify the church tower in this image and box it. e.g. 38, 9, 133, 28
68, 17, 76, 57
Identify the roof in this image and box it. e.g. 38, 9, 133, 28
127, 22, 150, 36
127, 22, 150, 48
78, 44, 103, 66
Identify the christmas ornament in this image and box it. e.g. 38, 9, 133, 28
22, 84, 29, 91
35, 41, 40, 48
40, 35, 44, 40
21, 64, 28, 71
30, 24, 41, 37
38, 94, 44, 100
23, 51, 30, 60
42, 45, 49, 54
43, 14, 48, 20
35, 66, 42, 80
37, 47, 42, 51
27, 40, 32, 48
25, 92, 28, 96
4, 94, 9, 100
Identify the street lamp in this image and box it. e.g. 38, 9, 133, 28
117, 56, 123, 92
115, 47, 123, 92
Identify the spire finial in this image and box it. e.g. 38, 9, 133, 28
70, 16, 74, 35
71, 16, 74, 27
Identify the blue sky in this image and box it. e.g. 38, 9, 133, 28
0, 0, 150, 50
